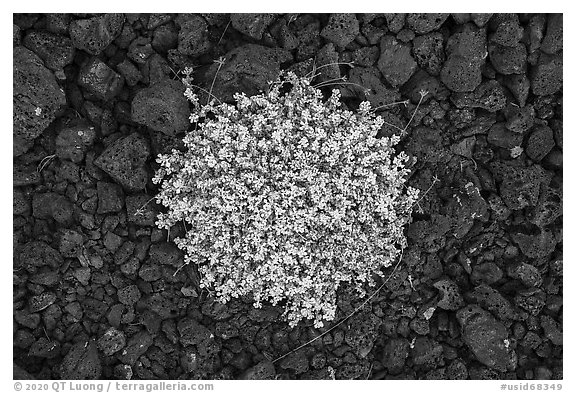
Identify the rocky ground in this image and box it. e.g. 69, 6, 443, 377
13, 13, 562, 380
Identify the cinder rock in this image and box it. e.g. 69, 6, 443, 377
231, 13, 276, 41
451, 80, 507, 112
78, 57, 124, 101
32, 192, 74, 225
55, 122, 96, 163
320, 13, 359, 48
412, 32, 445, 75
490, 161, 552, 210
23, 30, 75, 71
456, 305, 516, 372
202, 44, 292, 103
97, 327, 126, 356
241, 360, 276, 379
97, 181, 125, 214
406, 13, 449, 34
94, 133, 150, 192
526, 125, 555, 162
69, 13, 124, 55
530, 53, 562, 96
377, 35, 417, 87
175, 14, 211, 56
440, 24, 486, 92
131, 80, 189, 136
488, 42, 527, 75
126, 194, 158, 226
433, 278, 464, 310
381, 338, 409, 374
540, 14, 562, 54
13, 47, 66, 156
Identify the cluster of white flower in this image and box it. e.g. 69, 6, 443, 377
153, 72, 419, 327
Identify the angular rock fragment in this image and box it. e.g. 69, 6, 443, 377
94, 133, 150, 192
13, 47, 66, 156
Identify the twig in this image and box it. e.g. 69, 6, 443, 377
37, 154, 56, 173
208, 57, 226, 106
305, 61, 355, 80
371, 99, 410, 111
401, 90, 428, 136
217, 20, 231, 46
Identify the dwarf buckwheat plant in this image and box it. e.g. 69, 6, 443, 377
153, 71, 419, 327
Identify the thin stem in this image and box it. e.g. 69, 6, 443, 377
189, 84, 222, 105
401, 90, 428, 135
272, 248, 405, 364
305, 62, 354, 79
208, 57, 225, 105
371, 99, 409, 111
217, 20, 231, 46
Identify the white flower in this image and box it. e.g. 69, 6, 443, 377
154, 71, 418, 328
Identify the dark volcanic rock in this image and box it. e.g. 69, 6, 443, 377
502, 74, 530, 107
528, 178, 562, 227
118, 331, 153, 366
23, 30, 75, 72
507, 262, 543, 287
490, 161, 552, 210
97, 181, 125, 214
488, 42, 527, 75
117, 285, 142, 305
320, 13, 360, 48
116, 59, 142, 87
202, 44, 292, 103
411, 337, 443, 369
465, 284, 517, 321
377, 35, 417, 87
69, 13, 124, 55
126, 194, 158, 226
345, 312, 382, 358
530, 53, 563, 96
60, 340, 102, 379
487, 123, 523, 149
28, 292, 57, 313
46, 13, 71, 34
131, 80, 189, 136
347, 66, 400, 108
406, 13, 449, 34
440, 23, 486, 92
28, 337, 61, 359
412, 32, 445, 76
17, 241, 63, 272
433, 278, 465, 310
489, 14, 523, 47
511, 229, 558, 259
78, 57, 125, 101
381, 337, 410, 374
55, 122, 97, 163
231, 13, 276, 41
175, 14, 211, 57
540, 14, 563, 55
456, 305, 516, 372
94, 133, 150, 192
13, 47, 66, 156
58, 229, 84, 258
97, 327, 126, 356
451, 80, 507, 112
32, 192, 74, 225
278, 350, 309, 374
178, 318, 213, 346
241, 360, 276, 379
504, 104, 535, 134
526, 125, 555, 162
